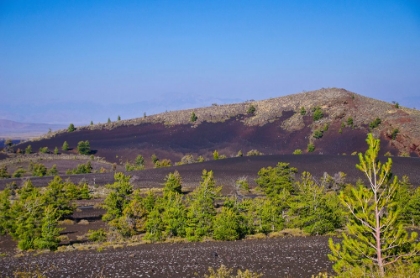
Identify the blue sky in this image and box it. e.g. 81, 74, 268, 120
1, 0, 420, 124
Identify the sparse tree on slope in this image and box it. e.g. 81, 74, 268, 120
62, 141, 69, 151
328, 133, 420, 277
77, 140, 90, 155
67, 123, 75, 132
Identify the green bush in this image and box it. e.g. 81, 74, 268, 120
12, 167, 25, 178
300, 107, 306, 115
313, 130, 323, 139
48, 164, 58, 176
369, 117, 382, 129
246, 149, 263, 156
87, 229, 107, 242
25, 145, 32, 154
190, 111, 198, 122
307, 143, 315, 152
66, 161, 92, 175
247, 105, 256, 115
0, 166, 11, 178
346, 117, 353, 127
77, 141, 90, 155
154, 159, 171, 168
30, 163, 47, 177
391, 128, 399, 140
213, 150, 219, 160
293, 149, 302, 155
313, 107, 323, 121
236, 176, 249, 192
39, 147, 49, 153
67, 123, 75, 132
62, 141, 69, 151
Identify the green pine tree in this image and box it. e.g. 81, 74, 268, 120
186, 170, 221, 241
289, 172, 344, 235
213, 207, 240, 241
62, 141, 69, 151
163, 171, 183, 198
145, 208, 165, 242
102, 173, 133, 223
256, 162, 297, 198
34, 205, 62, 250
328, 133, 420, 276
161, 193, 187, 238
0, 189, 11, 235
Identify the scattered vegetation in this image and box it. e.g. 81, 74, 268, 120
247, 105, 256, 115
346, 117, 354, 127
12, 167, 26, 178
0, 177, 91, 251
293, 149, 302, 155
190, 111, 198, 122
313, 129, 324, 139
390, 128, 399, 140
312, 106, 324, 121
67, 123, 75, 132
30, 162, 48, 177
205, 265, 262, 278
39, 147, 49, 154
87, 229, 107, 242
77, 140, 91, 155
246, 149, 263, 156
0, 166, 11, 178
125, 154, 145, 171
66, 161, 93, 175
154, 159, 172, 168
62, 141, 69, 151
300, 107, 306, 115
307, 143, 315, 152
213, 150, 219, 160
369, 117, 382, 130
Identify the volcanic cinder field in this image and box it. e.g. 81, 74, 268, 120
1, 89, 420, 277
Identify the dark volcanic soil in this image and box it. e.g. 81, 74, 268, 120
1, 155, 420, 191
10, 115, 401, 166
0, 236, 332, 278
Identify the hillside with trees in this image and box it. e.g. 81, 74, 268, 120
2, 88, 419, 169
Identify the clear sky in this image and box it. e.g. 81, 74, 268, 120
1, 0, 420, 124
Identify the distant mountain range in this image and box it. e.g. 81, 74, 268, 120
0, 119, 66, 139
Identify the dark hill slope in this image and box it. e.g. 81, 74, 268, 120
8, 88, 420, 164
2, 155, 419, 192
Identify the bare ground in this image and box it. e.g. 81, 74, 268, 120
0, 234, 333, 278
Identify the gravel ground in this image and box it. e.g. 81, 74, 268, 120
0, 236, 333, 278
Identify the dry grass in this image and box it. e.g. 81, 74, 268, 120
58, 219, 75, 225
269, 229, 309, 237
245, 233, 267, 240
78, 219, 89, 225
